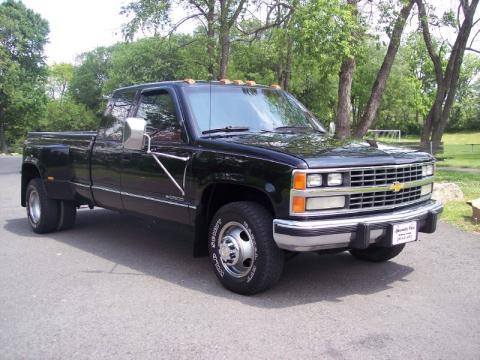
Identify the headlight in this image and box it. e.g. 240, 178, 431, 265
327, 173, 343, 186
422, 164, 434, 177
307, 174, 323, 187
306, 196, 346, 210
421, 184, 433, 196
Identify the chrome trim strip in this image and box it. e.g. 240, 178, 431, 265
90, 185, 196, 209
92, 185, 119, 193
121, 191, 196, 209
71, 182, 91, 189
273, 200, 443, 251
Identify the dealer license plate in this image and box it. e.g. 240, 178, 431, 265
392, 221, 417, 245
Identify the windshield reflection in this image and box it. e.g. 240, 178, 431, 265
182, 85, 325, 135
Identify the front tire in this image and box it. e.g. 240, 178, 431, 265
26, 179, 59, 234
350, 243, 406, 262
208, 202, 284, 295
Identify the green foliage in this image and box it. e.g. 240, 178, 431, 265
121, 0, 171, 40
69, 47, 114, 114
104, 34, 209, 92
47, 63, 74, 99
3, 0, 480, 156
447, 55, 480, 131
292, 0, 360, 63
0, 0, 49, 151
39, 97, 98, 132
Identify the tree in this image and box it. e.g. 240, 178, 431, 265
335, 0, 360, 139
69, 47, 113, 114
417, 0, 480, 151
40, 99, 98, 132
47, 63, 74, 99
103, 34, 209, 92
121, 0, 293, 79
0, 0, 49, 152
354, 0, 416, 138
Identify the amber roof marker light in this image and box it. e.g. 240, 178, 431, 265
270, 84, 281, 89
245, 80, 256, 86
219, 79, 232, 84
183, 78, 195, 84
233, 80, 245, 85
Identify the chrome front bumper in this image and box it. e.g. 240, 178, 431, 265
273, 200, 443, 252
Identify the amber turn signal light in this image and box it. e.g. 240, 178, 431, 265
292, 196, 306, 213
293, 172, 306, 190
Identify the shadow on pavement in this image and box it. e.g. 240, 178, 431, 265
4, 209, 414, 308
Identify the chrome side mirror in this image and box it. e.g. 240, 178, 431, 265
124, 117, 147, 150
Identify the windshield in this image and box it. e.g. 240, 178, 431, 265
182, 85, 326, 135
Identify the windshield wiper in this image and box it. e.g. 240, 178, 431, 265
202, 126, 250, 135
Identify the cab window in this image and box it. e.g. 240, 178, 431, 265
99, 89, 137, 141
136, 91, 182, 143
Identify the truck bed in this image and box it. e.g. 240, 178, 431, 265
23, 131, 98, 204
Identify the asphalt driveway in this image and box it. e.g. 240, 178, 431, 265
1, 155, 479, 359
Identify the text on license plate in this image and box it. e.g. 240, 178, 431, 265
392, 221, 417, 245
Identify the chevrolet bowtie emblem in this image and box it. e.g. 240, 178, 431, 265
389, 181, 405, 193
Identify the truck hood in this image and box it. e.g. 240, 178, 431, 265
209, 132, 433, 168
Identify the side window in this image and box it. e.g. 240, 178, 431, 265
99, 90, 136, 141
137, 91, 182, 143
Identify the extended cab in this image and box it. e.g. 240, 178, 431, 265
22, 80, 443, 294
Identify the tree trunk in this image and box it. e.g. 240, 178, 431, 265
0, 108, 7, 153
281, 37, 293, 91
335, 56, 355, 139
354, 0, 415, 138
334, 0, 358, 139
417, 0, 479, 152
206, 3, 215, 78
218, 31, 230, 79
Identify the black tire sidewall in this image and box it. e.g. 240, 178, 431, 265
26, 179, 58, 234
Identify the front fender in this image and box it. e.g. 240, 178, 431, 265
191, 151, 293, 218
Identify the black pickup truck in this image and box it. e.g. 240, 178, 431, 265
22, 79, 443, 294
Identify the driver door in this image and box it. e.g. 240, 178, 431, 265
121, 87, 193, 224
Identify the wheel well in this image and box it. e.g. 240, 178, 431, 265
21, 163, 41, 207
193, 183, 275, 257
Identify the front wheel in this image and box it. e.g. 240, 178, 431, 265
350, 243, 406, 262
208, 202, 284, 295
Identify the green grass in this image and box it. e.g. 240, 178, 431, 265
438, 144, 480, 168
442, 132, 480, 144
435, 170, 480, 233
373, 131, 480, 169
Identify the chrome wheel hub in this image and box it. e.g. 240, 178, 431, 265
28, 190, 41, 224
217, 221, 255, 278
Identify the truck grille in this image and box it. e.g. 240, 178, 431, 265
350, 163, 423, 187
349, 186, 422, 209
